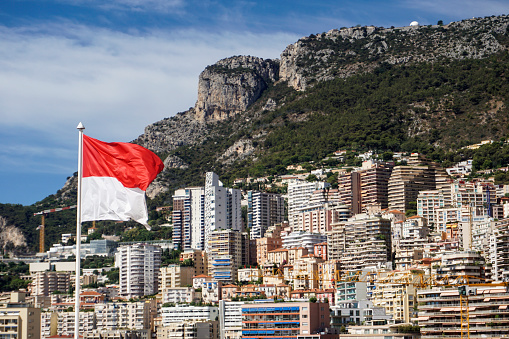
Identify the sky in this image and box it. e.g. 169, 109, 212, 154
0, 0, 507, 206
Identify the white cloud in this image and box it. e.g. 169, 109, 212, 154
0, 23, 297, 139
54, 0, 186, 13
0, 22, 299, 175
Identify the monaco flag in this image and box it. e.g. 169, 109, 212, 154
81, 135, 164, 228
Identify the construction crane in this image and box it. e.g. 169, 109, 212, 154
34, 205, 76, 253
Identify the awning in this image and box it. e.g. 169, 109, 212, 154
484, 298, 491, 302
440, 291, 459, 296
418, 316, 430, 321
499, 305, 508, 310
440, 307, 455, 312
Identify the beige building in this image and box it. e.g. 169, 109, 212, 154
388, 154, 448, 212
371, 271, 417, 323
237, 268, 261, 283
207, 230, 249, 283
0, 292, 40, 339
328, 216, 392, 271
255, 236, 282, 266
159, 265, 194, 290
31, 271, 71, 296
41, 310, 95, 338
180, 250, 208, 276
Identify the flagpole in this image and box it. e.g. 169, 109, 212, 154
75, 122, 85, 339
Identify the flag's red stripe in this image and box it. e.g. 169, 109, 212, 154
83, 135, 164, 191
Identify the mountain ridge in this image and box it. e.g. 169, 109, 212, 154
3, 14, 509, 253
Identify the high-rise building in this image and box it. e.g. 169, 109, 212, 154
327, 216, 392, 270
287, 180, 330, 229
489, 218, 509, 282
117, 244, 161, 299
338, 160, 393, 215
208, 229, 249, 283
388, 154, 447, 212
172, 187, 205, 250
247, 191, 285, 239
204, 172, 242, 253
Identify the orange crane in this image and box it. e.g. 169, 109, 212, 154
34, 205, 76, 253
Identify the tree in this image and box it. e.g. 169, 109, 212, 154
309, 296, 317, 303
437, 20, 444, 26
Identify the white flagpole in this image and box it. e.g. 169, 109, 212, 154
75, 122, 85, 339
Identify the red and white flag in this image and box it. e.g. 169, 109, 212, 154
81, 135, 164, 227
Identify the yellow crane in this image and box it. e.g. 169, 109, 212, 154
34, 205, 76, 253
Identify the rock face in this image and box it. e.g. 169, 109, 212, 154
218, 139, 255, 165
0, 217, 27, 255
280, 16, 509, 91
194, 56, 279, 122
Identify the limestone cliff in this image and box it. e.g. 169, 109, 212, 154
280, 15, 509, 91
0, 216, 27, 256
194, 56, 279, 122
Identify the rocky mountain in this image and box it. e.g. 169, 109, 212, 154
132, 15, 509, 195
3, 15, 509, 252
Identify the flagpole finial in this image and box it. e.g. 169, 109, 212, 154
77, 122, 85, 130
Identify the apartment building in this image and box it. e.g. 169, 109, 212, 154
156, 320, 218, 339
371, 272, 417, 323
161, 287, 199, 304
247, 191, 285, 239
435, 251, 485, 283
207, 229, 249, 283
418, 285, 509, 338
489, 218, 509, 281
160, 305, 219, 326
219, 300, 244, 339
291, 203, 350, 234
241, 301, 331, 338
159, 265, 194, 291
117, 244, 161, 299
204, 172, 242, 253
41, 310, 95, 338
287, 180, 330, 229
327, 216, 392, 270
0, 293, 40, 339
388, 154, 449, 212
282, 231, 327, 252
180, 249, 208, 276
172, 186, 205, 250
94, 300, 158, 331
31, 271, 71, 296
337, 160, 393, 214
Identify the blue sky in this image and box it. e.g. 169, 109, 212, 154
0, 0, 507, 206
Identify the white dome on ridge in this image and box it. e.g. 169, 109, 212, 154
410, 21, 419, 26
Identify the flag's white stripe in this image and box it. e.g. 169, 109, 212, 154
81, 176, 148, 225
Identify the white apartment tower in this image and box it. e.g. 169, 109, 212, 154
117, 244, 161, 299
204, 172, 242, 253
287, 180, 330, 229
172, 187, 205, 250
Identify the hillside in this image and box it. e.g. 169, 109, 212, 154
138, 15, 509, 201
2, 14, 509, 253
